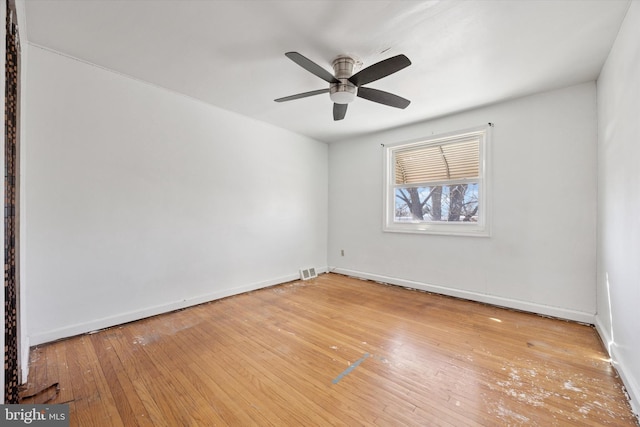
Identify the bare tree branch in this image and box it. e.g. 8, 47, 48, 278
463, 206, 478, 222
396, 189, 411, 205
420, 186, 440, 209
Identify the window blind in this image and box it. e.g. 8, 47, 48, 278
394, 137, 479, 185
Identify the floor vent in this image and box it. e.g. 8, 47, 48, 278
299, 267, 318, 281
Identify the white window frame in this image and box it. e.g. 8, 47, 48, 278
383, 124, 491, 237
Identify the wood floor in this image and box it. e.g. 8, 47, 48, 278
24, 273, 638, 426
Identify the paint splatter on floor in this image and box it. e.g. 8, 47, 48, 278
332, 353, 370, 384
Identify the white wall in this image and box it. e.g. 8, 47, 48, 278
595, 0, 640, 416
16, 0, 29, 386
329, 82, 597, 323
25, 46, 328, 345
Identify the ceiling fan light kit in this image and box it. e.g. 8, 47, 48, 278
329, 56, 357, 104
275, 51, 411, 121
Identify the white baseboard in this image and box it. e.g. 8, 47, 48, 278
20, 336, 30, 384
329, 267, 596, 324
29, 268, 328, 346
594, 316, 640, 419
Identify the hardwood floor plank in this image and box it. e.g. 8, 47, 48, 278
118, 326, 203, 426
188, 305, 357, 425
187, 361, 268, 426
22, 346, 47, 399
132, 320, 246, 426
216, 296, 402, 425
103, 328, 173, 426
64, 336, 122, 426
218, 294, 455, 424
24, 273, 638, 426
51, 340, 77, 412
89, 332, 154, 427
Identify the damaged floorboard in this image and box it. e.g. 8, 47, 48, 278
24, 273, 638, 426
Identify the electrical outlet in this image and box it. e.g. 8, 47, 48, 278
341, 249, 345, 256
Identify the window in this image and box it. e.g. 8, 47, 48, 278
383, 125, 490, 236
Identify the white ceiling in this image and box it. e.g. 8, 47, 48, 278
23, 0, 630, 143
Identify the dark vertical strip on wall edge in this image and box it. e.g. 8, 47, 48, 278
4, 0, 20, 404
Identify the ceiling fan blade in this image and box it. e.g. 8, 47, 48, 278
285, 52, 339, 84
348, 54, 411, 87
333, 103, 348, 121
274, 88, 329, 102
357, 87, 411, 109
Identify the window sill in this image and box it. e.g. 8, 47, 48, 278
383, 223, 490, 237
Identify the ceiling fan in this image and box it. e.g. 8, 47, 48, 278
275, 52, 411, 121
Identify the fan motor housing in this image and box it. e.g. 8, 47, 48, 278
330, 56, 358, 104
